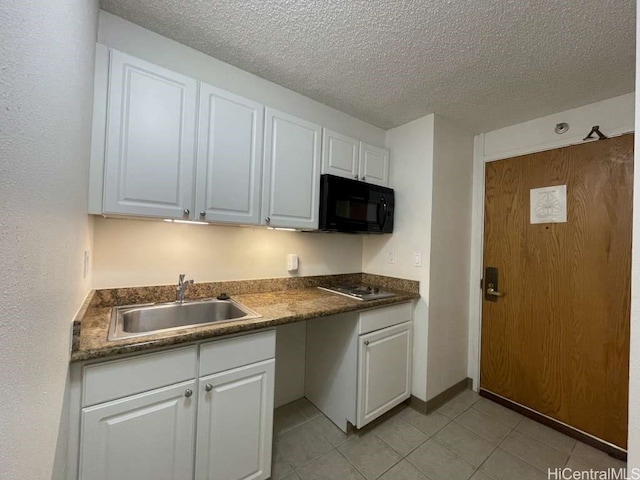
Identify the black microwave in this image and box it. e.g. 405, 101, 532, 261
319, 174, 394, 233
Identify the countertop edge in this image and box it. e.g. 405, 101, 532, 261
70, 292, 419, 363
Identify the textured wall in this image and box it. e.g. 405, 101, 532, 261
92, 218, 363, 288
0, 1, 98, 478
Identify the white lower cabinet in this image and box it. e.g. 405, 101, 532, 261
79, 380, 197, 480
305, 302, 413, 432
357, 321, 412, 427
196, 360, 275, 480
75, 331, 276, 480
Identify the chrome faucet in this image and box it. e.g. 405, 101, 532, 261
176, 274, 194, 304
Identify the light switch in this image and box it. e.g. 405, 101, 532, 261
412, 252, 422, 267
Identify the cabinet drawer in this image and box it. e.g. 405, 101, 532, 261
83, 346, 197, 407
358, 302, 413, 335
200, 330, 276, 376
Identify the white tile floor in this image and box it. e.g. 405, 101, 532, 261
271, 391, 627, 480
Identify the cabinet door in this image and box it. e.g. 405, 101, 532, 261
79, 380, 197, 480
196, 84, 264, 225
262, 108, 321, 229
103, 50, 197, 218
196, 359, 275, 480
358, 142, 390, 187
357, 321, 412, 428
321, 129, 359, 180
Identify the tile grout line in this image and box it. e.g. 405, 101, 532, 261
468, 415, 523, 480
503, 427, 575, 474
293, 447, 341, 477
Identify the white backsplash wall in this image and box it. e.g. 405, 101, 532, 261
92, 217, 363, 288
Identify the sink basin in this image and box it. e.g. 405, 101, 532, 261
108, 299, 261, 340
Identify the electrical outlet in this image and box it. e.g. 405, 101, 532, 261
412, 252, 422, 267
386, 251, 395, 264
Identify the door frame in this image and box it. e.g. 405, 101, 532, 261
467, 124, 635, 392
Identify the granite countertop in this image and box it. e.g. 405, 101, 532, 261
71, 273, 419, 362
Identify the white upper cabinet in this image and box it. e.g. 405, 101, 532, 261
103, 50, 198, 218
92, 48, 391, 225
262, 108, 321, 229
321, 129, 359, 180
359, 142, 390, 187
321, 130, 390, 187
196, 84, 264, 225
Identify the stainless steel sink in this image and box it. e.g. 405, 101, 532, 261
108, 299, 261, 340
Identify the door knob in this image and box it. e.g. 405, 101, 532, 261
486, 283, 504, 297
484, 267, 503, 302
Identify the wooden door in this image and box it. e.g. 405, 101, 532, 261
79, 380, 197, 480
358, 142, 390, 187
357, 321, 412, 428
262, 108, 321, 229
480, 135, 633, 448
103, 50, 197, 219
196, 83, 264, 225
195, 359, 275, 480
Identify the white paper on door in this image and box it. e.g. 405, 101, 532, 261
530, 185, 567, 224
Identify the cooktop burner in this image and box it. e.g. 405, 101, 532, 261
318, 284, 396, 301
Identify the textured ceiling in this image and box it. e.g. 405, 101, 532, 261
100, 0, 635, 132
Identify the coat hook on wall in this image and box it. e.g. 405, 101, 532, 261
583, 125, 608, 141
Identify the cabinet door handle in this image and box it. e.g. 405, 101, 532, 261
205, 383, 213, 392
364, 340, 370, 346
361, 176, 366, 182
200, 211, 206, 218
265, 217, 271, 224
183, 209, 190, 216
354, 174, 359, 180
184, 389, 193, 398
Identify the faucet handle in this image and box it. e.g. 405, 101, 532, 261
178, 273, 185, 284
